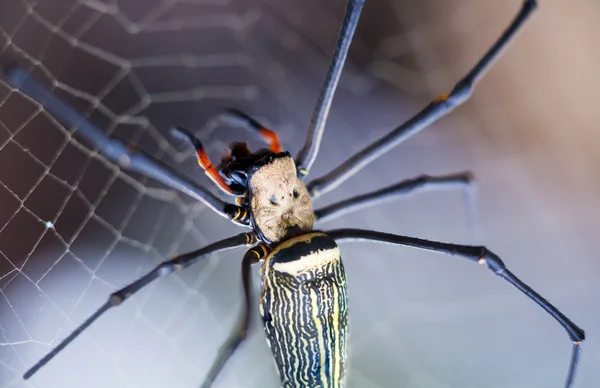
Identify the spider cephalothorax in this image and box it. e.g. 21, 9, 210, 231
247, 154, 314, 245
214, 146, 315, 244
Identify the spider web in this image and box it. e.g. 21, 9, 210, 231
0, 1, 598, 388
0, 1, 379, 387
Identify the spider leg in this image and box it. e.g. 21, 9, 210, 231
218, 109, 282, 153
328, 228, 585, 388
171, 126, 235, 195
200, 244, 268, 388
294, 0, 365, 177
22, 232, 255, 380
306, 0, 537, 198
314, 172, 475, 227
1, 65, 251, 225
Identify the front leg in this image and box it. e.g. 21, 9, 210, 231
307, 1, 538, 198
1, 65, 239, 221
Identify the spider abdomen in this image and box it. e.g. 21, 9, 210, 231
260, 233, 349, 388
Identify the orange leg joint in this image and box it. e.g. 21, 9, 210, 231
171, 126, 233, 194
195, 147, 233, 194
259, 127, 282, 153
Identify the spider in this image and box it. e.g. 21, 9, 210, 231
2, 0, 584, 387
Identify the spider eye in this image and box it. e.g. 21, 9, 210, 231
270, 195, 278, 205
293, 189, 299, 198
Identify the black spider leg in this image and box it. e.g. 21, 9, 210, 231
294, 0, 365, 177
314, 172, 475, 227
1, 65, 250, 225
328, 228, 585, 388
307, 0, 537, 197
23, 232, 255, 380
200, 244, 268, 388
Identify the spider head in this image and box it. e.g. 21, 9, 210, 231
248, 153, 314, 245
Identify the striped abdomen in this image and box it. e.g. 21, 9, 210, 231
259, 233, 349, 388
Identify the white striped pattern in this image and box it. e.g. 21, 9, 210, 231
260, 233, 349, 388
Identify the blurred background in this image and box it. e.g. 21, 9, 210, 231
0, 0, 598, 387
